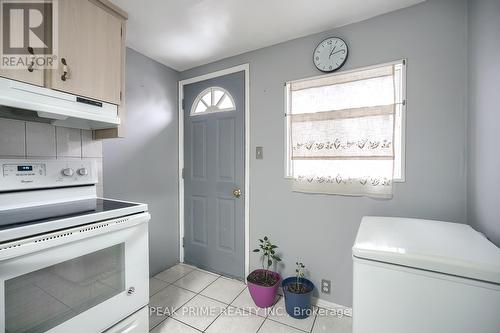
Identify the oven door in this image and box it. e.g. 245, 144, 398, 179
0, 212, 150, 333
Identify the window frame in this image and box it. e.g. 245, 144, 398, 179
284, 59, 407, 182
190, 86, 236, 116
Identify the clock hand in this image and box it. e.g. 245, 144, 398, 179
329, 46, 336, 58
331, 49, 346, 56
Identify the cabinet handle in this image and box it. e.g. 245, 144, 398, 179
27, 47, 34, 72
61, 58, 68, 81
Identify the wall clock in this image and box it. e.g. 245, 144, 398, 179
313, 37, 348, 72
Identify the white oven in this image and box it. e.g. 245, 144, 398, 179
0, 159, 150, 333
0, 212, 150, 333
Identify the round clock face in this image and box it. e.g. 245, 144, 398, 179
313, 37, 348, 72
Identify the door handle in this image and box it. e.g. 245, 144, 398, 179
233, 188, 242, 198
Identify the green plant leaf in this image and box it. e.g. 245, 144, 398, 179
253, 249, 260, 252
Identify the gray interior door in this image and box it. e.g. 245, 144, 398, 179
183, 71, 245, 279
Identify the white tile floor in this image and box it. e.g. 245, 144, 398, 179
149, 264, 352, 333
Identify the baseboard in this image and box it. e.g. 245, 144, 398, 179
312, 297, 353, 317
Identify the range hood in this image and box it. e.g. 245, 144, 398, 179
0, 77, 120, 130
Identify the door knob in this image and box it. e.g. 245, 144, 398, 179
233, 188, 242, 198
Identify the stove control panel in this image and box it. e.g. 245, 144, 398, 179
0, 159, 98, 192
3, 163, 47, 177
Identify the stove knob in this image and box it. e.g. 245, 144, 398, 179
62, 168, 74, 176
77, 168, 88, 176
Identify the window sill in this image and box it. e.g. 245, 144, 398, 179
284, 176, 406, 183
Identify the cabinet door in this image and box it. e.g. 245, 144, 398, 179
0, 67, 44, 86
51, 0, 122, 104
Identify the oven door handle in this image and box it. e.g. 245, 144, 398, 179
119, 321, 139, 333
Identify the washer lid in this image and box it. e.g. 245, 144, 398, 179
353, 216, 500, 284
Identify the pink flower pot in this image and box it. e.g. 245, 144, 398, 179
247, 269, 281, 308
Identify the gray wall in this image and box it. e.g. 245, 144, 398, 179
467, 0, 500, 246
180, 0, 468, 306
103, 48, 180, 276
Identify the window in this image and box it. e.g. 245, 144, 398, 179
285, 60, 406, 198
191, 87, 236, 115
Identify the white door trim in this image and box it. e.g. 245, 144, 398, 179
178, 64, 250, 279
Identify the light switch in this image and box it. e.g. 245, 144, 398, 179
256, 146, 263, 159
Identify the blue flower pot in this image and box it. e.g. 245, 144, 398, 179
282, 277, 315, 319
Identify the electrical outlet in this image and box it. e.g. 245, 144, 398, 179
256, 146, 263, 159
321, 279, 331, 294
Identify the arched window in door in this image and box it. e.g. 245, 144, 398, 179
190, 87, 236, 115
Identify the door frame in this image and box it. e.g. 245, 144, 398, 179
178, 64, 250, 279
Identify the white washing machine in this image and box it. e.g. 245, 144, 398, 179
352, 216, 500, 333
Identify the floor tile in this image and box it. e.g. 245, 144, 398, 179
206, 306, 265, 333
312, 309, 352, 333
268, 298, 316, 332
150, 278, 169, 296
149, 285, 196, 329
174, 270, 219, 293
230, 288, 278, 317
154, 264, 196, 283
258, 319, 305, 333
150, 317, 200, 333
173, 294, 227, 331
201, 277, 246, 304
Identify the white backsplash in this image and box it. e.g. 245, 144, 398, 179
0, 118, 104, 196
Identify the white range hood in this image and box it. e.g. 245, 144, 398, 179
0, 77, 120, 130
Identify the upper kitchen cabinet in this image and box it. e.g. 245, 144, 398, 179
50, 0, 126, 105
0, 2, 48, 86
0, 67, 44, 87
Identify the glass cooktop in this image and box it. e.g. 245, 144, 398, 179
0, 199, 140, 231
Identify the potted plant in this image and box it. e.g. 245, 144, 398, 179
247, 236, 282, 308
282, 262, 315, 319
